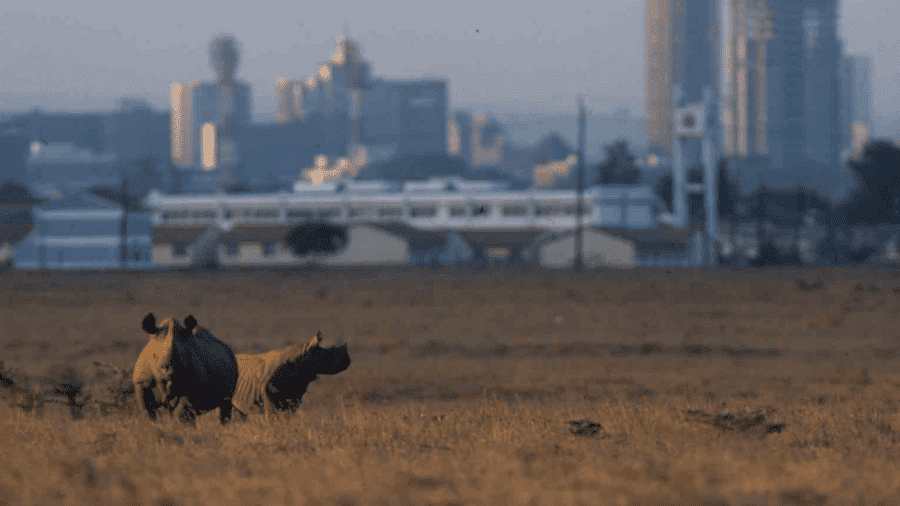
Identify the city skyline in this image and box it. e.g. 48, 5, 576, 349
1, 0, 897, 124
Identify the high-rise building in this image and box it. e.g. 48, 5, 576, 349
359, 79, 447, 157
191, 81, 252, 170
447, 111, 473, 167
765, 0, 842, 178
724, 0, 845, 197
109, 99, 169, 166
724, 0, 775, 157
170, 82, 197, 168
275, 77, 297, 124
646, 0, 721, 157
841, 54, 872, 156
0, 128, 29, 185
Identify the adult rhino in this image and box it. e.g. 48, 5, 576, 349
133, 313, 239, 424
232, 331, 351, 416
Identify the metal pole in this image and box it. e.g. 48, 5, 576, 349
575, 96, 586, 271
672, 83, 687, 229
120, 164, 128, 268
702, 86, 718, 266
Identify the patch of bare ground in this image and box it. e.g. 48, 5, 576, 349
3, 267, 900, 504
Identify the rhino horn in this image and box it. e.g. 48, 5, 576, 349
142, 313, 159, 334
309, 331, 322, 347
184, 315, 198, 332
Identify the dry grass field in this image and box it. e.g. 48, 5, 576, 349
3, 266, 900, 505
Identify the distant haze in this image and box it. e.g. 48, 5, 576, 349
1, 0, 898, 138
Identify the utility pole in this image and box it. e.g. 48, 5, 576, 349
120, 163, 129, 268
575, 96, 586, 272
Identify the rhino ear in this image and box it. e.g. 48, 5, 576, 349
184, 315, 198, 332
142, 313, 158, 334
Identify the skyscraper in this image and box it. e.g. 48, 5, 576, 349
765, 0, 842, 179
275, 77, 297, 124
724, 0, 775, 157
841, 54, 872, 157
170, 82, 196, 168
645, 0, 721, 157
191, 81, 251, 170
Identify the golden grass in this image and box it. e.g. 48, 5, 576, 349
2, 266, 900, 505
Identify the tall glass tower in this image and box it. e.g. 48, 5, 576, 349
646, 0, 721, 158
765, 0, 842, 177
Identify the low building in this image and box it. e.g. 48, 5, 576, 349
13, 192, 152, 269
538, 229, 637, 269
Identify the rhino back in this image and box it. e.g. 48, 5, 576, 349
179, 329, 238, 390
233, 353, 270, 413
172, 329, 238, 405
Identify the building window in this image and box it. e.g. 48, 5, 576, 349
263, 242, 276, 256
226, 243, 239, 256
172, 242, 186, 257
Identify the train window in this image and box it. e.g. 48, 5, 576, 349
192, 210, 216, 219
351, 208, 376, 218
409, 206, 437, 218
253, 209, 278, 219
449, 206, 467, 217
502, 205, 528, 217
286, 209, 314, 220
471, 204, 491, 217
263, 242, 276, 256
172, 242, 186, 257
379, 208, 402, 218
317, 209, 341, 219
225, 243, 239, 256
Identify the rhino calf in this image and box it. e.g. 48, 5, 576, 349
232, 331, 351, 416
133, 313, 239, 425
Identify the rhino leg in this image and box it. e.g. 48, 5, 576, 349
218, 400, 234, 424
136, 381, 159, 420
263, 384, 279, 415
231, 407, 249, 422
173, 398, 197, 425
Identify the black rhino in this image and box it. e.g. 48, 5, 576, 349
133, 313, 239, 424
232, 331, 351, 416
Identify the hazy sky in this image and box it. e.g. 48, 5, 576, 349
1, 0, 898, 122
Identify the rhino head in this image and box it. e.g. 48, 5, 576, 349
298, 331, 351, 376
244, 331, 351, 413
132, 313, 199, 415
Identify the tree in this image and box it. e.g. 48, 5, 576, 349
594, 140, 641, 185
844, 140, 900, 224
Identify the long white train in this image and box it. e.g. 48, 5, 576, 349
142, 178, 663, 267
